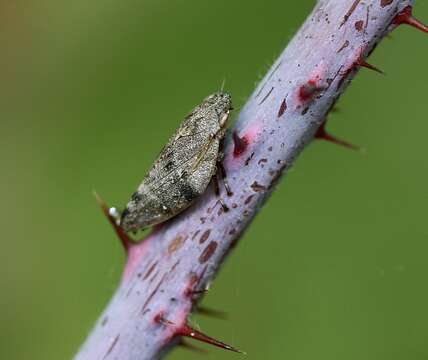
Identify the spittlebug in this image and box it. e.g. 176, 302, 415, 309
120, 92, 233, 233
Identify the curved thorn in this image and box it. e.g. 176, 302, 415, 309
393, 6, 428, 34
356, 59, 384, 75
315, 122, 360, 151
93, 191, 132, 253
177, 324, 245, 354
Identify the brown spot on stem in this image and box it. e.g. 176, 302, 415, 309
258, 158, 268, 166
355, 20, 364, 31
168, 235, 186, 254
380, 0, 393, 7
340, 0, 361, 28
199, 229, 211, 244
199, 241, 218, 264
251, 181, 267, 192
277, 98, 287, 118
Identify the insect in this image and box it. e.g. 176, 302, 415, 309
119, 92, 233, 233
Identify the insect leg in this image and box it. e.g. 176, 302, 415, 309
217, 160, 233, 197
213, 174, 229, 212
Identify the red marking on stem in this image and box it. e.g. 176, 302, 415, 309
355, 20, 364, 31
380, 0, 393, 7
298, 79, 321, 102
277, 98, 287, 118
199, 241, 218, 264
315, 121, 359, 150
93, 191, 133, 253
232, 131, 249, 157
393, 6, 428, 33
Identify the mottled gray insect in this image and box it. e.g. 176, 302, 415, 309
120, 92, 233, 232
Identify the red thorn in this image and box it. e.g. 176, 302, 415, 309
93, 191, 133, 253
315, 122, 359, 151
393, 6, 428, 33
178, 324, 244, 354
356, 59, 384, 74
178, 339, 208, 354
197, 306, 228, 320
232, 131, 248, 157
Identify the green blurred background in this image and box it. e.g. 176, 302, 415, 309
1, 1, 428, 359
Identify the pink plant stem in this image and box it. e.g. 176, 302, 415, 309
75, 1, 423, 359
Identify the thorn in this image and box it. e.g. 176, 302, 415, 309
93, 191, 133, 253
187, 288, 210, 296
155, 315, 244, 354
356, 58, 384, 75
393, 6, 428, 34
232, 131, 248, 157
177, 324, 244, 354
197, 306, 228, 320
178, 339, 208, 354
315, 122, 360, 151
330, 106, 340, 113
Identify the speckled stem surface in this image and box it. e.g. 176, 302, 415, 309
75, 1, 415, 359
